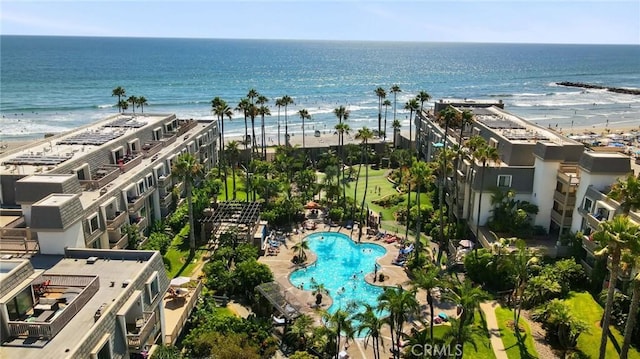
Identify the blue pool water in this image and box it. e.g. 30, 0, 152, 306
289, 232, 387, 321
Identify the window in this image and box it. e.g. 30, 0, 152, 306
88, 214, 100, 233
583, 197, 593, 212
146, 174, 153, 188
489, 137, 499, 149
497, 175, 512, 188
153, 127, 162, 141
7, 287, 33, 321
138, 180, 145, 195
555, 181, 563, 193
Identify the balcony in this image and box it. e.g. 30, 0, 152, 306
106, 210, 127, 230
176, 119, 198, 136
582, 234, 599, 254
550, 208, 572, 227
157, 173, 172, 188
109, 233, 129, 249
79, 167, 120, 190
127, 311, 157, 349
160, 192, 173, 207
0, 218, 39, 254
128, 195, 145, 212
141, 142, 163, 159
553, 190, 576, 207
7, 275, 99, 340
586, 212, 603, 229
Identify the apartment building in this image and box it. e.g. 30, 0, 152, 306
0, 248, 169, 359
0, 113, 218, 255
416, 99, 632, 250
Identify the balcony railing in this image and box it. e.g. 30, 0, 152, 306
128, 196, 146, 212
106, 210, 128, 230
582, 235, 599, 254
127, 311, 157, 349
110, 233, 129, 249
160, 192, 173, 207
165, 280, 203, 345
157, 173, 172, 187
141, 142, 163, 158
550, 208, 572, 226
7, 275, 99, 340
553, 190, 576, 207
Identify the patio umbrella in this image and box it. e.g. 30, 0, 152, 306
170, 276, 191, 287
338, 350, 349, 359
458, 240, 474, 249
304, 201, 321, 209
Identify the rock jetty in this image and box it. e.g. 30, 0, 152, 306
557, 81, 640, 95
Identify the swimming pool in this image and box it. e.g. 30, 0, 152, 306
289, 232, 387, 328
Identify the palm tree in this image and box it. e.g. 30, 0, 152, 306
416, 91, 431, 153
392, 119, 401, 148
508, 240, 538, 333
118, 100, 129, 113
226, 140, 240, 200
390, 84, 402, 124
257, 95, 270, 159
136, 96, 148, 113
321, 309, 355, 358
281, 95, 295, 146
609, 173, 640, 214
127, 95, 138, 114
286, 314, 315, 351
235, 98, 251, 151
298, 109, 311, 150
291, 237, 310, 263
621, 271, 640, 359
112, 86, 126, 112
411, 160, 433, 259
247, 104, 260, 157
442, 278, 490, 326
212, 97, 233, 199
356, 127, 374, 241
171, 153, 203, 257
411, 266, 441, 345
378, 285, 419, 359
275, 97, 284, 146
375, 87, 387, 136
382, 100, 396, 143
354, 303, 385, 359
452, 110, 474, 224
436, 106, 459, 261
473, 143, 500, 249
443, 317, 484, 359
404, 98, 419, 150
593, 215, 640, 359
334, 105, 351, 206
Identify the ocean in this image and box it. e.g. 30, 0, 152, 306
1, 36, 639, 141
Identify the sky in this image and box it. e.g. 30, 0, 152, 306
1, 1, 639, 45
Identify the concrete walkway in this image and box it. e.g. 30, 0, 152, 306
480, 301, 509, 359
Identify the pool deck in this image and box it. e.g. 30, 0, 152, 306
258, 224, 458, 359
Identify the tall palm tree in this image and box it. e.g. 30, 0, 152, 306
464, 135, 487, 220
416, 91, 431, 153
410, 161, 433, 261
378, 285, 419, 359
247, 88, 259, 104
473, 143, 500, 249
508, 240, 538, 333
375, 87, 387, 136
127, 95, 138, 114
411, 266, 441, 345
453, 110, 474, 223
390, 84, 402, 124
437, 106, 460, 261
256, 95, 270, 159
321, 309, 355, 358
442, 278, 490, 326
404, 98, 419, 150
118, 100, 129, 113
226, 140, 240, 200
392, 119, 401, 148
383, 99, 392, 142
286, 314, 315, 351
593, 215, 640, 359
247, 104, 260, 157
334, 105, 350, 206
281, 95, 294, 146
212, 97, 233, 200
354, 303, 385, 359
622, 270, 640, 359
275, 98, 284, 146
298, 109, 311, 150
112, 86, 126, 112
172, 153, 203, 257
356, 127, 374, 241
235, 98, 251, 151
136, 96, 148, 113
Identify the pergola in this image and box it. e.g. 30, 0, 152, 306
256, 281, 303, 321
200, 201, 262, 242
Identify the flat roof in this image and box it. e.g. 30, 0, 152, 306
0, 113, 176, 176
36, 193, 78, 207
1, 251, 154, 359
17, 174, 73, 184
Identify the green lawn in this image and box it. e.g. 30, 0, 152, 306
431, 313, 497, 358
564, 291, 640, 359
349, 166, 433, 226
217, 175, 250, 202
164, 228, 207, 278
494, 307, 538, 359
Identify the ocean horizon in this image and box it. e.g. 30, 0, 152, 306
1, 35, 639, 141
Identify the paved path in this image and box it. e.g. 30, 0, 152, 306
480, 301, 509, 359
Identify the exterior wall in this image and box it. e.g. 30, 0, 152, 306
37, 221, 85, 255
532, 157, 561, 229
570, 171, 627, 232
